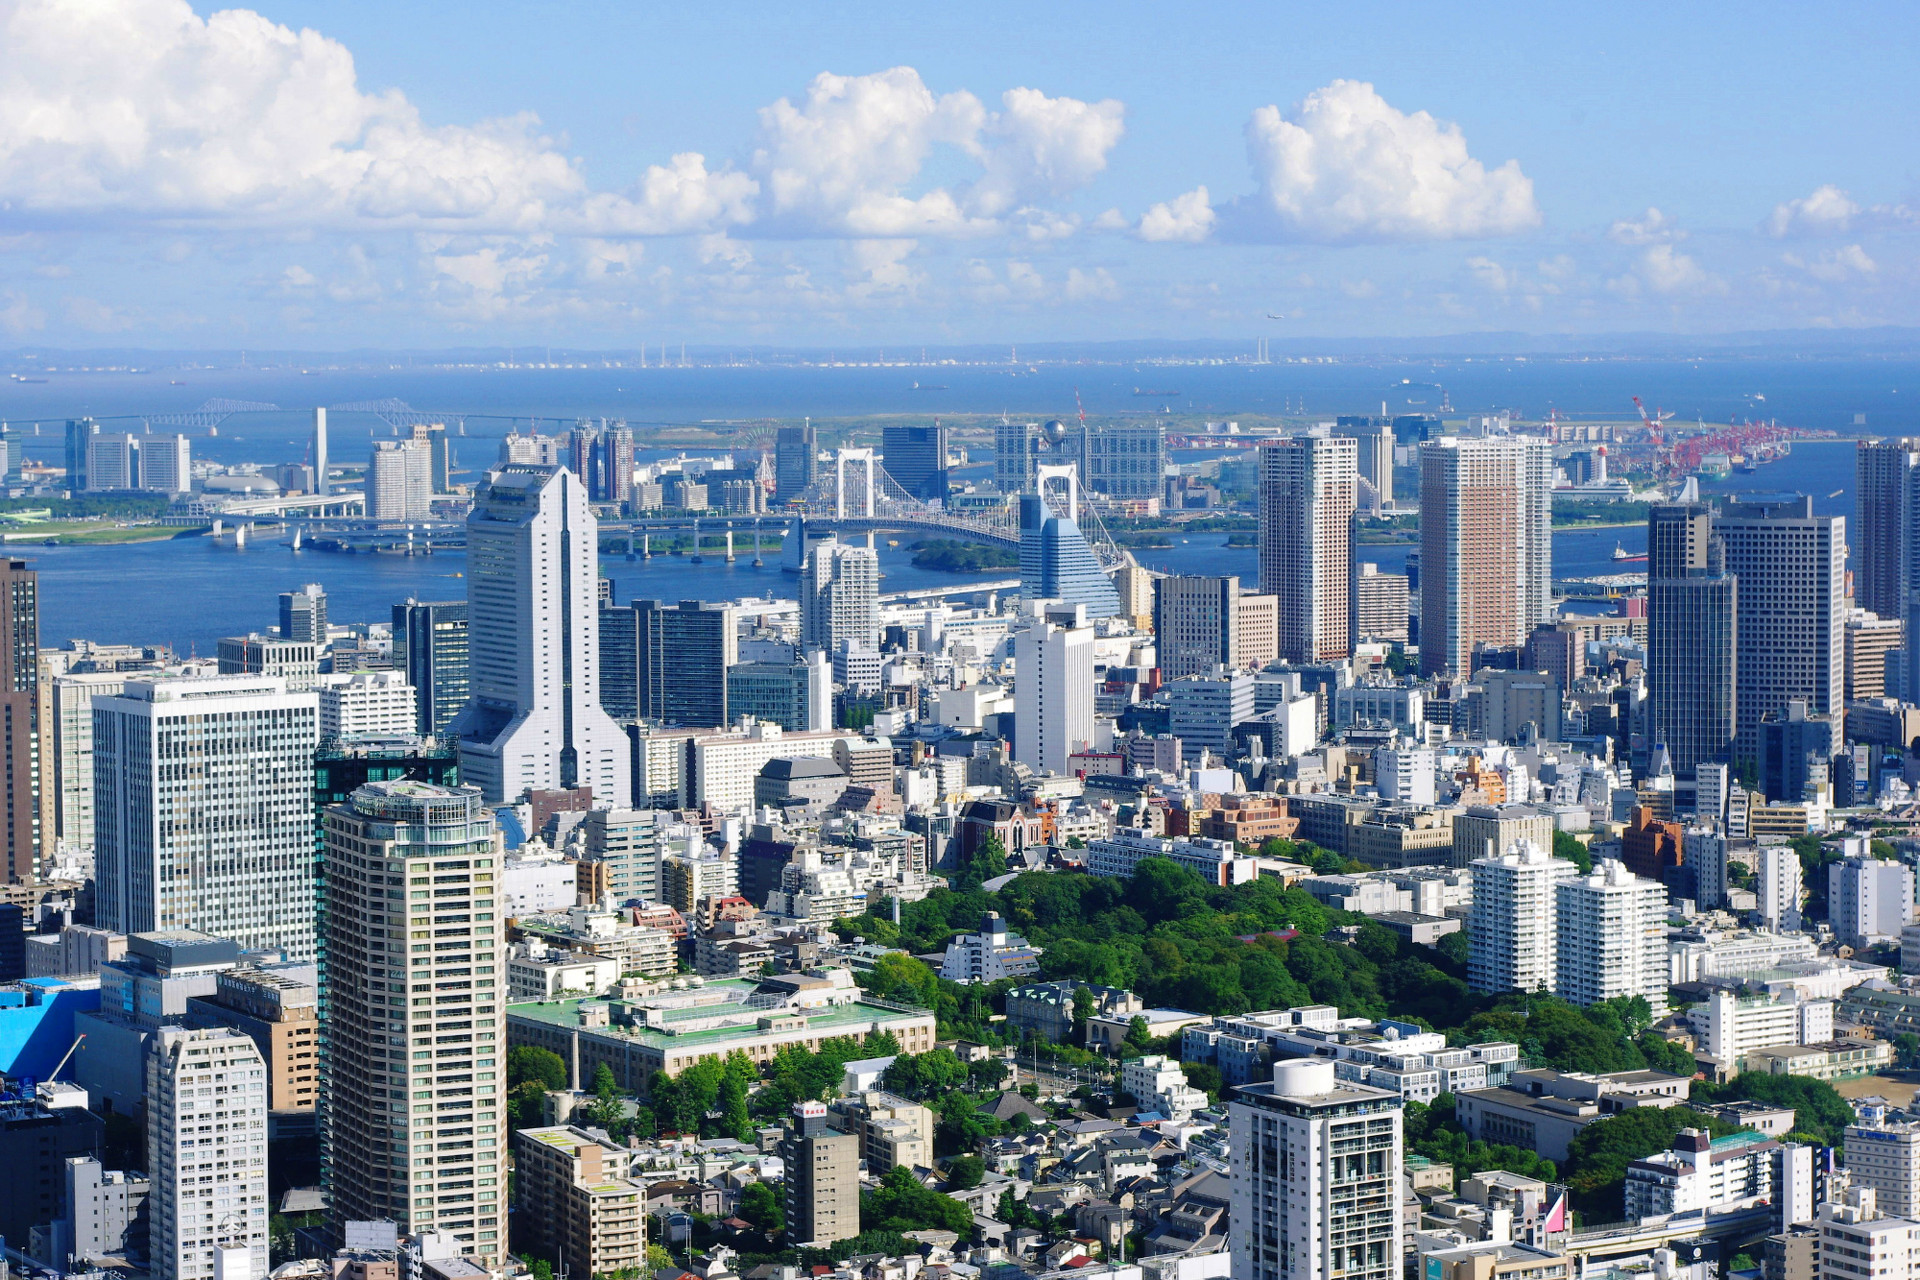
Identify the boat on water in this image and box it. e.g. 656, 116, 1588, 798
909, 381, 948, 391
1133, 387, 1179, 396
1611, 542, 1647, 563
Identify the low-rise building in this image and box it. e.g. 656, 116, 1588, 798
506, 939, 622, 1002
1454, 1068, 1692, 1162
1004, 981, 1141, 1044
827, 1091, 933, 1173
512, 1126, 648, 1278
1742, 1039, 1892, 1081
1085, 830, 1259, 886
1623, 1128, 1779, 1218
1120, 1055, 1208, 1122
516, 904, 677, 978
938, 913, 1043, 984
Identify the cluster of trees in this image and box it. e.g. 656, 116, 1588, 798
1456, 995, 1699, 1078
862, 1165, 974, 1235
910, 540, 1018, 572
1404, 1095, 1558, 1186
880, 1047, 1006, 1098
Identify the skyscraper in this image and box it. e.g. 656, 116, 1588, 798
590, 425, 636, 505
64, 418, 98, 495
1468, 837, 1577, 995
782, 1102, 860, 1247
1715, 497, 1844, 770
146, 1026, 270, 1280
881, 424, 949, 500
312, 407, 330, 497
774, 424, 819, 505
1229, 1059, 1402, 1280
1017, 492, 1121, 619
1646, 503, 1737, 776
1335, 416, 1396, 511
93, 675, 320, 958
1013, 604, 1095, 776
1555, 859, 1670, 1015
994, 420, 1037, 494
368, 440, 433, 520
1153, 575, 1241, 680
280, 583, 328, 646
1418, 436, 1554, 675
450, 465, 630, 806
392, 600, 469, 737
1061, 422, 1168, 501
1856, 438, 1920, 620
321, 781, 505, 1261
601, 599, 738, 726
1259, 434, 1358, 663
142, 434, 192, 494
800, 540, 880, 654
0, 559, 38, 883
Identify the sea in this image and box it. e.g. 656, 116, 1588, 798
0, 357, 1889, 655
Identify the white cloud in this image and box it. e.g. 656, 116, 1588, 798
1616, 243, 1718, 296
1138, 186, 1216, 243
281, 264, 316, 288
1767, 184, 1861, 237
970, 87, 1125, 217
1784, 243, 1877, 281
1607, 207, 1681, 245
1465, 256, 1512, 292
844, 238, 922, 295
1064, 266, 1120, 301
0, 291, 44, 335
571, 153, 758, 236
1237, 80, 1538, 242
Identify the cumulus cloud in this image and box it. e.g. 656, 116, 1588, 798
570, 154, 758, 236
1465, 256, 1513, 292
970, 88, 1125, 217
1234, 80, 1538, 242
1064, 266, 1120, 301
1784, 243, 1877, 281
1767, 184, 1861, 237
1607, 207, 1681, 245
1138, 187, 1216, 242
1609, 244, 1720, 297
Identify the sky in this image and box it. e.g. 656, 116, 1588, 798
0, 0, 1915, 351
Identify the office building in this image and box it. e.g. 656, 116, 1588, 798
1556, 860, 1670, 1015
995, 419, 1039, 494
1757, 843, 1804, 932
142, 434, 192, 494
312, 407, 329, 496
1259, 434, 1358, 662
1353, 564, 1410, 644
1419, 437, 1554, 675
146, 1025, 269, 1280
1693, 989, 1834, 1066
601, 599, 737, 727
184, 966, 319, 1139
64, 418, 98, 495
88, 433, 141, 491
1168, 670, 1255, 762
1760, 700, 1842, 804
512, 1126, 647, 1278
725, 652, 832, 732
416, 421, 453, 493
279, 584, 328, 646
0, 1091, 105, 1257
1855, 438, 1920, 620
1715, 497, 1844, 769
1469, 838, 1578, 996
1014, 605, 1095, 776
0, 560, 39, 883
1229, 1059, 1402, 1280
1646, 503, 1737, 775
321, 782, 505, 1260
1238, 592, 1279, 668
882, 424, 948, 500
774, 424, 819, 505
216, 635, 318, 691
1154, 575, 1241, 680
1846, 610, 1904, 701
1374, 747, 1437, 806
1452, 804, 1556, 871
451, 465, 630, 806
51, 670, 128, 852
93, 676, 319, 958
1844, 1123, 1920, 1222
800, 541, 880, 655
1830, 854, 1915, 950
783, 1102, 860, 1247
392, 600, 469, 738
1017, 490, 1121, 619
313, 737, 461, 857
318, 671, 417, 740
51, 1157, 151, 1269
1063, 421, 1167, 501
369, 440, 434, 521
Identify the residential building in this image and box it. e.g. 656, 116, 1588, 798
145, 1025, 269, 1280
1353, 564, 1410, 645
1692, 990, 1834, 1067
1419, 436, 1554, 675
582, 808, 665, 905
279, 584, 328, 646
800, 540, 880, 654
827, 1092, 934, 1173
1468, 838, 1577, 996
93, 676, 320, 958
1087, 830, 1255, 887
1259, 434, 1358, 663
1154, 576, 1240, 680
1122, 1054, 1208, 1122
1715, 497, 1844, 770
511, 1126, 647, 1278
938, 913, 1043, 984
1830, 854, 1916, 949
1623, 1128, 1779, 1219
1229, 1059, 1401, 1280
1846, 610, 1904, 701
506, 941, 621, 1002
320, 782, 505, 1260
1014, 605, 1094, 776
783, 1102, 860, 1247
1335, 417, 1395, 511
601, 599, 737, 726
1646, 503, 1738, 776
319, 671, 417, 740
0, 559, 38, 883
1555, 860, 1670, 1015
391, 600, 469, 738
1452, 804, 1555, 871
451, 465, 630, 806
368, 439, 433, 521
1758, 844, 1804, 932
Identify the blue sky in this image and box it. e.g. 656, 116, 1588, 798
0, 0, 1915, 348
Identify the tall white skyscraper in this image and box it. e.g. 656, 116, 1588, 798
1013, 604, 1095, 776
1757, 843, 1803, 932
93, 675, 319, 959
1418, 436, 1554, 675
368, 440, 433, 521
147, 1026, 269, 1280
451, 465, 629, 806
322, 781, 506, 1261
1468, 837, 1577, 995
1555, 859, 1670, 1015
1230, 1059, 1402, 1280
800, 539, 880, 654
1258, 434, 1358, 663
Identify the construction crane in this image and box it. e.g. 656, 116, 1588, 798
48, 1033, 86, 1081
